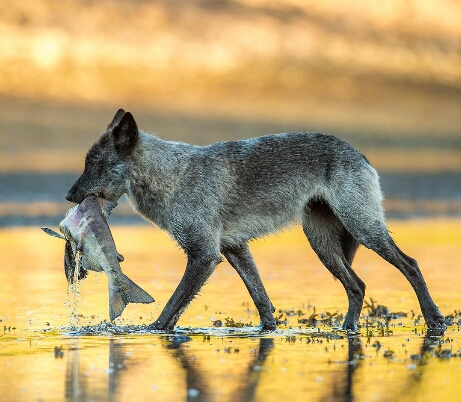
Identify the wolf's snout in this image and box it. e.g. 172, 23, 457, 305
66, 187, 82, 203
66, 190, 76, 203
65, 191, 74, 202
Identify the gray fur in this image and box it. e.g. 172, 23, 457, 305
66, 109, 446, 332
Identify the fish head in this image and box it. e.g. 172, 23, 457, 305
62, 196, 117, 272
59, 204, 84, 244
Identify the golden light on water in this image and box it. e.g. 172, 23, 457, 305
0, 220, 460, 401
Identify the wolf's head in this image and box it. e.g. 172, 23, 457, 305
66, 109, 138, 204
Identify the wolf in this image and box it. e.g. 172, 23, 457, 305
66, 109, 446, 332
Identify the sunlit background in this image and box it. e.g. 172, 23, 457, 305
0, 0, 460, 224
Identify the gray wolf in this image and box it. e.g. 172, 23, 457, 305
66, 109, 446, 331
43, 195, 154, 320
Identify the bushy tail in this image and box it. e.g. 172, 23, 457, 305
108, 274, 155, 321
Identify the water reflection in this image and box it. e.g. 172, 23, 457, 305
165, 335, 212, 402
63, 335, 275, 402
108, 340, 129, 402
321, 335, 363, 402
326, 332, 447, 402
231, 338, 274, 402
164, 336, 274, 402
65, 340, 87, 401
407, 330, 447, 384
1, 223, 460, 401
55, 328, 459, 402
65, 339, 129, 402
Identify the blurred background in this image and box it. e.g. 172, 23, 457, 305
0, 0, 460, 225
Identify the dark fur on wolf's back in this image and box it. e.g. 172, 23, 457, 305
66, 109, 447, 332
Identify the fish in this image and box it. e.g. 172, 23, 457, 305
42, 216, 124, 285
41, 226, 88, 284
42, 195, 154, 320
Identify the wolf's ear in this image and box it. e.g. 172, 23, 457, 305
112, 112, 138, 157
108, 108, 126, 130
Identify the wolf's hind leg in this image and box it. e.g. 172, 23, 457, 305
303, 200, 364, 331
332, 184, 446, 330
344, 220, 445, 329
223, 243, 277, 331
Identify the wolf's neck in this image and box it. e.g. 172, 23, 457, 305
125, 132, 194, 229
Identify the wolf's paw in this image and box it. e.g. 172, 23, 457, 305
260, 320, 277, 332
341, 315, 358, 332
147, 321, 175, 333
147, 322, 158, 331
425, 314, 447, 332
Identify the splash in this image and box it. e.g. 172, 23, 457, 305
66, 249, 84, 328
64, 321, 153, 335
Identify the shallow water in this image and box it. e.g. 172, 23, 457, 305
1, 221, 461, 402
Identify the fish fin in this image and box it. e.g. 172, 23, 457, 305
119, 274, 155, 304
98, 198, 118, 219
65, 242, 88, 284
64, 240, 75, 283
41, 227, 65, 239
108, 275, 155, 321
82, 256, 103, 272
109, 286, 127, 321
117, 252, 124, 262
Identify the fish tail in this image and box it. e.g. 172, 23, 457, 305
108, 286, 127, 321
108, 275, 155, 321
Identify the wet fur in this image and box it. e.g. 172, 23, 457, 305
66, 109, 446, 332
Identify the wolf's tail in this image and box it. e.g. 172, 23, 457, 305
108, 274, 155, 321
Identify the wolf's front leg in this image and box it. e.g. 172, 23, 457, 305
150, 252, 222, 331
222, 244, 277, 331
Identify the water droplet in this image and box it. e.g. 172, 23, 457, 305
187, 389, 200, 398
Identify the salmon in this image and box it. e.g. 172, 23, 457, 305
42, 195, 154, 320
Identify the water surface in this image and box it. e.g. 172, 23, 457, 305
0, 222, 460, 401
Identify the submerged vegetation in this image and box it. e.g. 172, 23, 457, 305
37, 296, 461, 380
57, 296, 461, 340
